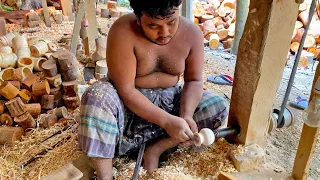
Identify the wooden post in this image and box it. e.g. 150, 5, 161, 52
60, 0, 73, 18
292, 64, 320, 180
70, 0, 86, 54
227, 0, 299, 145
85, 0, 98, 43
42, 0, 51, 27
181, 0, 193, 22
0, 17, 6, 36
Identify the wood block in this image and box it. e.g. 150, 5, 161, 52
0, 113, 13, 126
5, 97, 26, 117
32, 80, 50, 96
21, 74, 40, 91
0, 126, 24, 145
0, 100, 6, 114
39, 114, 57, 128
41, 95, 55, 110
63, 95, 80, 110
14, 112, 36, 130
0, 17, 6, 36
25, 103, 41, 118
0, 81, 20, 100
62, 80, 78, 97
42, 60, 58, 77
46, 74, 62, 88
230, 144, 265, 172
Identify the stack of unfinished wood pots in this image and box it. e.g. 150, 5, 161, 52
0, 32, 79, 145
24, 8, 64, 28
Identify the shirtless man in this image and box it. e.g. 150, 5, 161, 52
78, 0, 229, 179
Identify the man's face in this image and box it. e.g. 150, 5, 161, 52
137, 9, 180, 45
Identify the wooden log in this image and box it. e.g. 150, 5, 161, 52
31, 93, 41, 103
8, 81, 20, 90
200, 14, 214, 23
0, 81, 19, 100
0, 126, 24, 145
222, 38, 234, 49
107, 1, 117, 9
48, 42, 58, 52
0, 113, 13, 126
39, 114, 57, 128
41, 95, 55, 110
292, 28, 304, 42
307, 47, 320, 58
14, 112, 36, 130
21, 74, 40, 91
295, 21, 304, 29
5, 97, 26, 117
95, 60, 108, 74
25, 103, 41, 118
209, 34, 220, 50
27, 20, 40, 28
57, 118, 68, 126
62, 80, 78, 97
53, 49, 79, 70
0, 100, 6, 114
42, 60, 58, 77
61, 68, 81, 81
18, 90, 31, 103
50, 86, 62, 100
63, 95, 80, 110
303, 35, 316, 49
32, 80, 50, 96
290, 42, 300, 54
41, 0, 51, 27
45, 74, 62, 88
48, 106, 68, 119
217, 28, 229, 41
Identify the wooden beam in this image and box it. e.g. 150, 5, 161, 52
181, 0, 193, 22
292, 63, 320, 180
42, 0, 51, 27
70, 0, 86, 54
60, 0, 73, 17
85, 0, 98, 43
228, 0, 299, 145
0, 17, 6, 36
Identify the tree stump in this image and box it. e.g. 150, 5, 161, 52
48, 106, 68, 119
62, 95, 80, 110
32, 80, 50, 96
0, 126, 24, 145
5, 97, 26, 117
41, 59, 58, 77
25, 103, 41, 118
14, 112, 36, 130
39, 114, 57, 128
41, 95, 55, 110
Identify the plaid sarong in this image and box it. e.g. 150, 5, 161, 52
78, 79, 229, 158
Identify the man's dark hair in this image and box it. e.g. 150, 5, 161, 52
130, 0, 182, 19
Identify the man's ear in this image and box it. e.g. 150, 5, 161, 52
136, 17, 141, 26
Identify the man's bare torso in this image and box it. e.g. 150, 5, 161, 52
108, 13, 197, 89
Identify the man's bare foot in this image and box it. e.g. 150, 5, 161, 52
143, 145, 161, 173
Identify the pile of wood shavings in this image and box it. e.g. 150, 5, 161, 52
0, 108, 83, 179
114, 139, 242, 180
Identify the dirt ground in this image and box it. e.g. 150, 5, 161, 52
203, 47, 320, 179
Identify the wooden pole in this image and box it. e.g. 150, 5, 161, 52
60, 0, 73, 18
42, 0, 51, 27
85, 0, 98, 43
227, 0, 299, 145
70, 0, 86, 54
292, 63, 320, 180
0, 17, 6, 36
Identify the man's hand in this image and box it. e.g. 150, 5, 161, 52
164, 115, 194, 142
180, 117, 199, 147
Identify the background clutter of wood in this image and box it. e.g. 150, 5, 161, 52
193, 0, 236, 50
289, 1, 320, 67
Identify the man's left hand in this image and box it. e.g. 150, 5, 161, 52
180, 117, 199, 147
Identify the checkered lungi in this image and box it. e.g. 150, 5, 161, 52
78, 78, 229, 158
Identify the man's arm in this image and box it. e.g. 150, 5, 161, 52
179, 25, 204, 133
107, 19, 193, 142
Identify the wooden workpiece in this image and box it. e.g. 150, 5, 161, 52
228, 0, 299, 145
25, 103, 41, 118
292, 64, 320, 180
18, 90, 31, 103
61, 68, 80, 81
42, 60, 58, 77
53, 50, 79, 70
0, 126, 24, 145
0, 81, 20, 100
5, 97, 26, 117
62, 80, 78, 97
30, 40, 49, 57
32, 80, 50, 96
0, 113, 13, 126
62, 95, 80, 110
46, 74, 62, 88
50, 86, 62, 100
22, 74, 40, 90
33, 57, 47, 71
39, 114, 57, 128
41, 95, 55, 110
14, 112, 36, 130
8, 81, 21, 90
0, 100, 6, 114
0, 17, 6, 36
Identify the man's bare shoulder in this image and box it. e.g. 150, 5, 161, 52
108, 13, 137, 36
178, 16, 203, 40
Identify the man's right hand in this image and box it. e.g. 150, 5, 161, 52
164, 115, 194, 142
